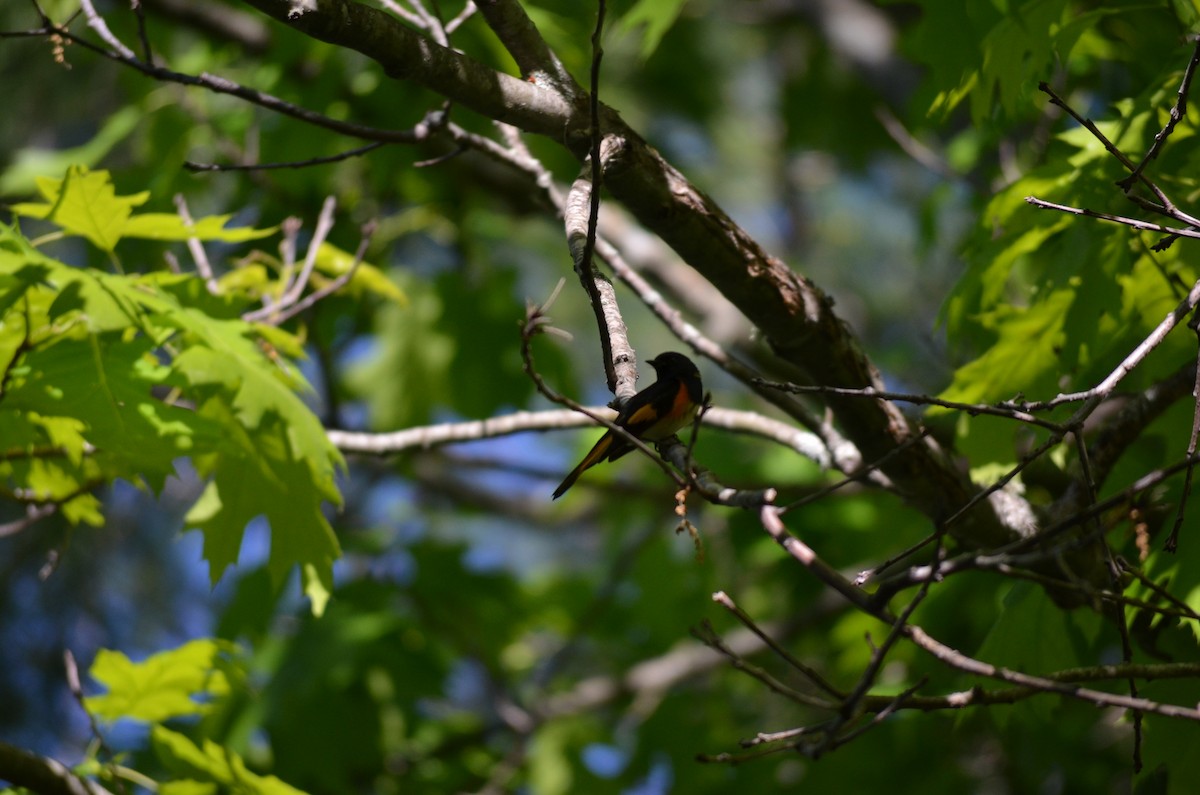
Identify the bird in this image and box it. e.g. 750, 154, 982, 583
553, 352, 704, 499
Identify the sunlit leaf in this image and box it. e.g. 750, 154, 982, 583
313, 242, 406, 304
10, 165, 148, 252
152, 725, 310, 795
122, 212, 276, 243
85, 639, 235, 723
10, 165, 274, 252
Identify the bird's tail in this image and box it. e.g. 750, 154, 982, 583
552, 432, 614, 499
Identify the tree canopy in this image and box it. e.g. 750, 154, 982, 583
3, 1, 1200, 793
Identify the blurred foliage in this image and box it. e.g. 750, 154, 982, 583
2, 1, 1200, 794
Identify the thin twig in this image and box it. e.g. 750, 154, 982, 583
563, 0, 630, 399
445, 1, 478, 34
282, 196, 336, 307
4, 18, 437, 144
690, 621, 837, 710
254, 221, 377, 326
185, 141, 389, 172
817, 534, 944, 757
782, 428, 932, 514
1120, 37, 1200, 189
756, 379, 1067, 433
1025, 196, 1200, 242
1036, 82, 1182, 217
78, 0, 135, 59
712, 591, 844, 698
1052, 279, 1200, 417
1118, 559, 1200, 619
0, 504, 58, 538
172, 194, 219, 294
376, 0, 425, 27
128, 0, 152, 63
64, 650, 126, 795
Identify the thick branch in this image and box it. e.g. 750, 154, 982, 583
474, 0, 579, 92
239, 0, 574, 135
0, 742, 114, 795
565, 137, 635, 400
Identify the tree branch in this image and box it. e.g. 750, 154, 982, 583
239, 0, 574, 135
474, 0, 579, 92
0, 742, 115, 795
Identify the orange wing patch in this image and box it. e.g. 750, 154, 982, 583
640, 383, 698, 442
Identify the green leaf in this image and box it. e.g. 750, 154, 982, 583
10, 166, 274, 252
152, 725, 310, 795
170, 308, 343, 612
977, 580, 1104, 670
0, 232, 225, 495
941, 163, 1075, 337
85, 639, 235, 723
940, 288, 1074, 404
4, 334, 206, 494
617, 0, 690, 59
160, 782, 219, 795
313, 242, 406, 304
1173, 0, 1200, 29
185, 411, 340, 617
11, 165, 149, 252
900, 0, 1129, 125
347, 274, 453, 429
972, 0, 1069, 121
527, 722, 576, 795
0, 221, 343, 607
122, 212, 277, 243
974, 581, 1103, 723
435, 267, 536, 418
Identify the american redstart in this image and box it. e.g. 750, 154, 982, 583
553, 352, 704, 499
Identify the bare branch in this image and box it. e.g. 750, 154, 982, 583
184, 140, 389, 172
758, 379, 1068, 433
6, 15, 441, 144
564, 139, 635, 401
1055, 279, 1200, 418
220, 0, 999, 549
712, 591, 843, 698
1120, 36, 1200, 189
445, 1, 477, 35
1025, 196, 1200, 242
79, 0, 135, 58
328, 406, 824, 466
905, 624, 1200, 721
257, 221, 376, 326
172, 194, 219, 294
1035, 81, 1185, 218
691, 620, 836, 710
